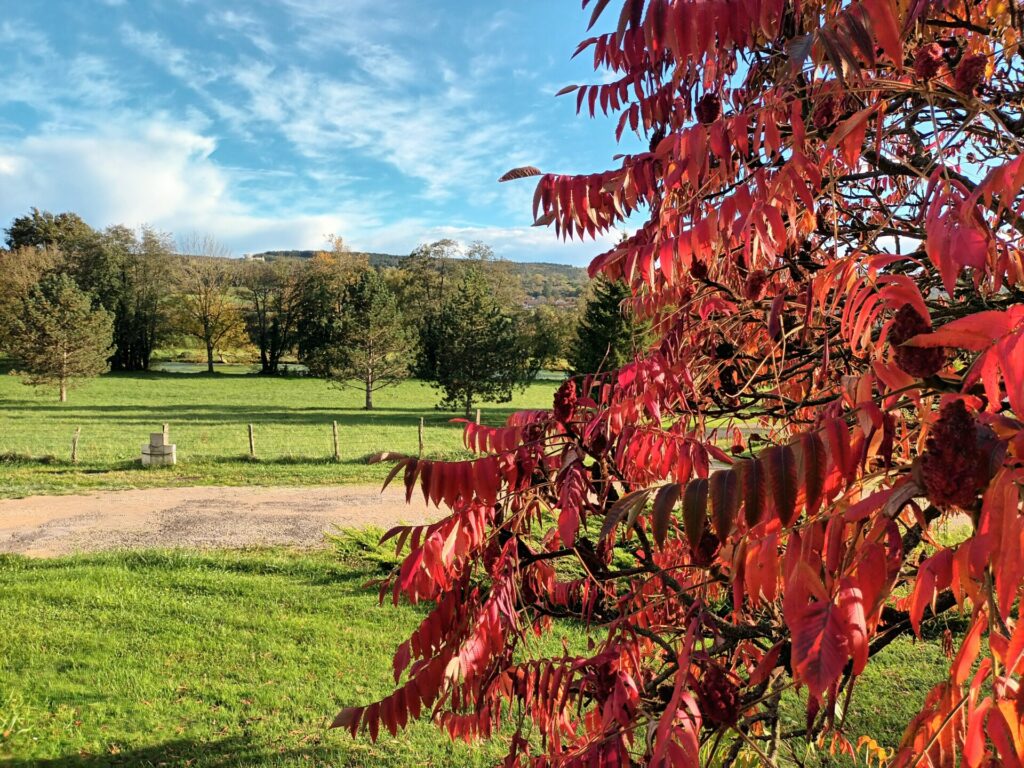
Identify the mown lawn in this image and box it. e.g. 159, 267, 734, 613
0, 547, 534, 767
0, 547, 961, 767
0, 369, 559, 498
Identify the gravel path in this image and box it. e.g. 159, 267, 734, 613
0, 485, 434, 557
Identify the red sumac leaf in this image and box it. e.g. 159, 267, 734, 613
910, 548, 954, 636
368, 451, 410, 465
709, 469, 740, 539
682, 478, 709, 548
737, 458, 766, 527
383, 457, 413, 494
600, 488, 651, 542
331, 705, 362, 735
499, 166, 543, 182
652, 482, 681, 549
763, 445, 798, 526
795, 433, 827, 516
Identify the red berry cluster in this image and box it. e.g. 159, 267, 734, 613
695, 664, 740, 727
553, 380, 577, 423
743, 270, 769, 301
692, 530, 721, 567
955, 53, 988, 95
812, 96, 838, 130
889, 304, 945, 378
914, 43, 944, 80
694, 93, 721, 124
920, 400, 983, 510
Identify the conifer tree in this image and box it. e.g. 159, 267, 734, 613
10, 273, 112, 401
420, 267, 534, 417
568, 275, 643, 375
303, 268, 414, 409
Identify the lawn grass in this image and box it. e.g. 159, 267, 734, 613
0, 546, 962, 767
0, 369, 559, 498
0, 548, 535, 767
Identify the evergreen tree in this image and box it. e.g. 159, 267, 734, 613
10, 274, 112, 401
4, 208, 94, 252
568, 276, 644, 375
302, 269, 413, 409
421, 268, 534, 417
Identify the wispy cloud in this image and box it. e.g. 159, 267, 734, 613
0, 0, 621, 263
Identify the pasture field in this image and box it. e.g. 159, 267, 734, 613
0, 544, 958, 767
0, 368, 559, 498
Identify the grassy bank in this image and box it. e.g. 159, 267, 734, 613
0, 548, 516, 767
0, 369, 558, 498
0, 547, 959, 767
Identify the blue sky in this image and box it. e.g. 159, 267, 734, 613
0, 1, 639, 263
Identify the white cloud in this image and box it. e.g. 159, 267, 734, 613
0, 116, 612, 262
0, 120, 353, 254
0, 3, 612, 265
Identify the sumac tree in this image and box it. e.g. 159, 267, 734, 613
336, 1, 1024, 765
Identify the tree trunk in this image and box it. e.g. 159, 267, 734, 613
59, 379, 67, 402
365, 378, 374, 410
206, 342, 215, 373
465, 395, 473, 419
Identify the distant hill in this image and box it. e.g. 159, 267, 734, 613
250, 250, 589, 306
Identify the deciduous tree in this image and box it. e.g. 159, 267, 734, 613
0, 245, 64, 355
241, 258, 304, 375
335, 1, 1024, 765
9, 273, 112, 401
172, 237, 243, 373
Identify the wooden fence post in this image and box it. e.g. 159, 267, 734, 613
163, 423, 169, 442
248, 424, 256, 458
418, 418, 425, 458
332, 421, 340, 462
71, 427, 81, 464
475, 408, 481, 425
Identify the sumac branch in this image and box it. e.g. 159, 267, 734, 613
335, 0, 1024, 764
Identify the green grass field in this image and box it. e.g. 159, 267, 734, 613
0, 368, 559, 498
0, 546, 959, 767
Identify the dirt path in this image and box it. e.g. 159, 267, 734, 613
0, 485, 435, 557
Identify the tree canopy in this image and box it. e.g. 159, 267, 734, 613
9, 273, 112, 401
419, 267, 537, 417
301, 267, 414, 409
568, 274, 645, 376
336, 1, 1024, 765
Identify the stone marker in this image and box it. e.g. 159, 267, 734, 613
142, 429, 177, 467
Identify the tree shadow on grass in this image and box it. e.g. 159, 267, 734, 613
0, 404, 521, 428
0, 735, 347, 767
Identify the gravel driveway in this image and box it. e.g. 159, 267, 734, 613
0, 485, 434, 557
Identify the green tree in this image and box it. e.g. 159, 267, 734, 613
240, 259, 304, 375
9, 273, 112, 401
396, 240, 526, 379
4, 208, 95, 252
79, 225, 173, 371
526, 304, 578, 372
0, 246, 64, 356
568, 275, 645, 376
421, 268, 535, 417
303, 269, 414, 409
172, 238, 244, 373
295, 249, 367, 363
